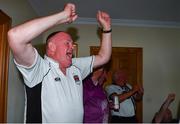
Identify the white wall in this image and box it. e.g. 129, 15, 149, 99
44, 24, 180, 122
1, 0, 180, 122
0, 0, 42, 122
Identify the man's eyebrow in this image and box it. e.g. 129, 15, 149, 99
66, 39, 73, 42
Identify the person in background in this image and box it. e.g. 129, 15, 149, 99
152, 93, 179, 123
83, 67, 109, 123
8, 3, 112, 123
105, 69, 144, 123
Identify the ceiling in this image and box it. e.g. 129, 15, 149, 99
27, 0, 180, 27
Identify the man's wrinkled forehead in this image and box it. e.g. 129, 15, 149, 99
55, 32, 72, 42
50, 32, 72, 43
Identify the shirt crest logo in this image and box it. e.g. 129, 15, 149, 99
73, 75, 80, 85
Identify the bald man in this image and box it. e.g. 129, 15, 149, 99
8, 3, 112, 123
106, 70, 143, 123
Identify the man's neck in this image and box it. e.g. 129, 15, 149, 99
60, 66, 66, 75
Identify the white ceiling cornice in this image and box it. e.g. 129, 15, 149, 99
75, 18, 180, 28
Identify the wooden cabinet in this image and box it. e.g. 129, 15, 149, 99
0, 10, 11, 123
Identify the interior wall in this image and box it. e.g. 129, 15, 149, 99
1, 0, 180, 122
44, 24, 180, 122
0, 0, 41, 122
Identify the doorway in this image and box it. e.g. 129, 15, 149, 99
90, 46, 143, 122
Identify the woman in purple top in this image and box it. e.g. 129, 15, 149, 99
83, 67, 109, 123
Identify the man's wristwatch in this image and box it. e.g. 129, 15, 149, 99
101, 28, 112, 33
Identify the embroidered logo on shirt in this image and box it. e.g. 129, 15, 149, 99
73, 75, 80, 85
54, 77, 61, 81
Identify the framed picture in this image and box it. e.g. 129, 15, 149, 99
73, 43, 78, 58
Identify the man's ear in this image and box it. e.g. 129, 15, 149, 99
48, 42, 56, 53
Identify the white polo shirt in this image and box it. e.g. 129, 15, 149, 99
14, 49, 94, 123
105, 84, 135, 117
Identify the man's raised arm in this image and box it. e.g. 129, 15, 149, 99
153, 93, 175, 123
8, 3, 77, 67
93, 11, 112, 68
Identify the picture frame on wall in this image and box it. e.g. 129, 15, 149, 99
73, 43, 78, 58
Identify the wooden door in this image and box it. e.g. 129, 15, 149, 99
90, 46, 143, 122
0, 10, 11, 123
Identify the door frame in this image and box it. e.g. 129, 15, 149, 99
0, 9, 11, 123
